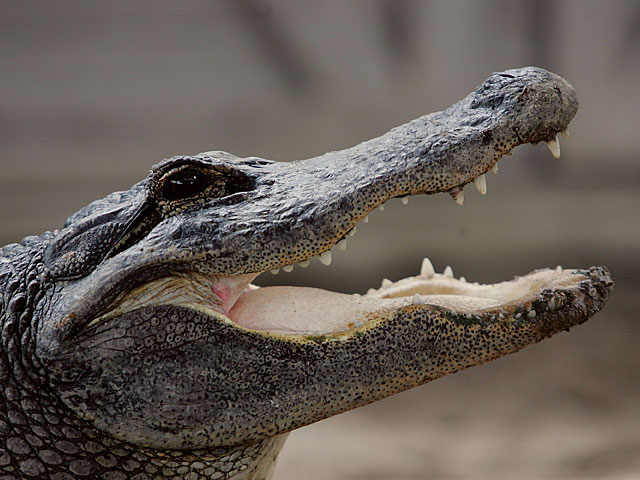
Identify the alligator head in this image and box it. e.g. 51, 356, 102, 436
2, 67, 611, 479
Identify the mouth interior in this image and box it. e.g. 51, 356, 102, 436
102, 265, 581, 337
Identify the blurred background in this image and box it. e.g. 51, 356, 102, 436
1, 1, 638, 478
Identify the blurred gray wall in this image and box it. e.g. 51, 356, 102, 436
2, 0, 639, 291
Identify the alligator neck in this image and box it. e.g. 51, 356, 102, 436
0, 238, 286, 479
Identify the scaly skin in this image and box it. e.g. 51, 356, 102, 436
0, 67, 612, 479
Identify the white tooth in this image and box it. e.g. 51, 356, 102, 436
556, 265, 563, 272
459, 276, 466, 283
363, 215, 369, 223
546, 135, 561, 159
412, 293, 422, 305
474, 174, 487, 195
527, 310, 537, 319
420, 257, 435, 277
490, 164, 499, 174
299, 259, 310, 268
443, 265, 454, 278
548, 297, 557, 312
505, 151, 513, 156
453, 190, 465, 206
379, 204, 385, 212
401, 197, 409, 205
337, 239, 347, 251
283, 264, 294, 272
349, 226, 357, 236
381, 278, 393, 288
561, 129, 570, 139
319, 250, 332, 266
270, 269, 280, 275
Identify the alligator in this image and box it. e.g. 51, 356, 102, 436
0, 67, 612, 479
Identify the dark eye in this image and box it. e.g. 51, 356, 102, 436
161, 168, 210, 200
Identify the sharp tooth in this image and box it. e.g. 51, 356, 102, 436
443, 265, 454, 278
527, 310, 537, 319
420, 257, 435, 277
459, 276, 466, 282
381, 278, 393, 288
505, 151, 513, 156
548, 297, 557, 312
401, 197, 409, 205
319, 250, 332, 266
283, 264, 294, 272
299, 259, 310, 268
561, 129, 570, 139
349, 226, 357, 236
270, 269, 280, 275
453, 190, 465, 206
412, 293, 422, 305
379, 204, 385, 212
556, 265, 563, 272
490, 164, 499, 174
546, 135, 561, 159
337, 239, 347, 251
363, 215, 369, 223
473, 174, 487, 195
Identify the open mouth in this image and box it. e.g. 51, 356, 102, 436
94, 136, 601, 341
98, 258, 595, 339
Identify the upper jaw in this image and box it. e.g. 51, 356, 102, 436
44, 66, 578, 339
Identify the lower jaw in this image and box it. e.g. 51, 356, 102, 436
227, 263, 586, 337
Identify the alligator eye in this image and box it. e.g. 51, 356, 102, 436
161, 168, 210, 201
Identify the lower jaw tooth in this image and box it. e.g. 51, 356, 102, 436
420, 257, 435, 277
443, 265, 454, 278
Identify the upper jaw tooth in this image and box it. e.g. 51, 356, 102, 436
452, 190, 465, 206
319, 250, 332, 266
546, 135, 561, 158
473, 174, 487, 195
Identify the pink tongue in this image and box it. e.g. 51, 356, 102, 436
229, 287, 403, 335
